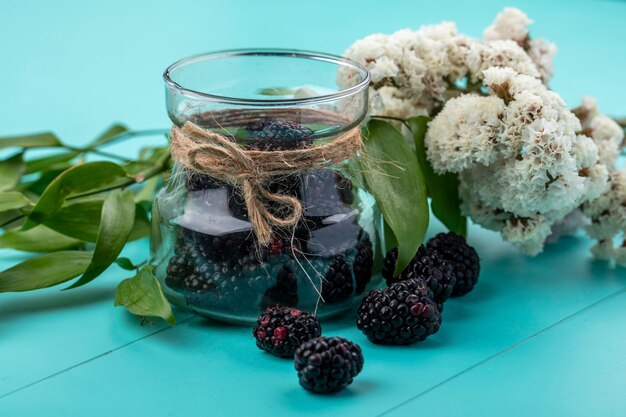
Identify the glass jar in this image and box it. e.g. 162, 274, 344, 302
151, 49, 382, 324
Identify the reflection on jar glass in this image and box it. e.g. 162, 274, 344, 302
151, 49, 382, 324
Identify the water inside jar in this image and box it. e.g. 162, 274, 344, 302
152, 117, 377, 322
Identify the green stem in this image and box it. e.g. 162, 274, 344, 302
63, 145, 132, 162
68, 155, 170, 201
369, 115, 412, 132
0, 154, 171, 229
92, 129, 170, 149
0, 214, 24, 229
62, 128, 170, 162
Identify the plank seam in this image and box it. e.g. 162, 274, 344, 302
0, 316, 197, 400
375, 286, 626, 417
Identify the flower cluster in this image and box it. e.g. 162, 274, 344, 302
342, 7, 626, 261
338, 8, 554, 119
428, 67, 615, 255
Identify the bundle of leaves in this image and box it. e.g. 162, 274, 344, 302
0, 125, 175, 324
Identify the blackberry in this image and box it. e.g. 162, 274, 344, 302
254, 306, 321, 358
383, 246, 456, 308
182, 228, 257, 265
427, 232, 480, 297
302, 170, 353, 217
353, 234, 374, 295
246, 119, 313, 151
185, 171, 224, 192
260, 265, 299, 309
321, 257, 353, 303
294, 336, 364, 394
214, 261, 268, 312
164, 235, 214, 293
165, 253, 196, 289
357, 279, 441, 345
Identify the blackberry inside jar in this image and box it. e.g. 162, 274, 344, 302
153, 49, 380, 323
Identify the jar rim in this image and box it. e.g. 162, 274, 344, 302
163, 48, 370, 107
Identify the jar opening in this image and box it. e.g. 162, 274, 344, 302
163, 49, 370, 106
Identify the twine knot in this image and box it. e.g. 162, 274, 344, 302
169, 111, 362, 245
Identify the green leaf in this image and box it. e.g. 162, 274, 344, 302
43, 199, 150, 242
0, 225, 82, 252
383, 220, 398, 254
134, 176, 159, 203
0, 132, 62, 150
124, 147, 170, 178
24, 152, 79, 174
66, 190, 136, 289
408, 116, 467, 237
0, 191, 32, 212
0, 210, 22, 229
24, 161, 128, 229
0, 153, 25, 191
362, 120, 429, 276
0, 251, 93, 292
20, 168, 69, 196
256, 87, 297, 96
115, 257, 136, 271
115, 265, 175, 325
91, 124, 129, 146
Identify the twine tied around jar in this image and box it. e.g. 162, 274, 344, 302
169, 110, 363, 246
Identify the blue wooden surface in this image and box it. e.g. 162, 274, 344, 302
1, 1, 626, 416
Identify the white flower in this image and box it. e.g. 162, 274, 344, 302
590, 240, 615, 260
546, 209, 590, 244
572, 134, 599, 169
425, 95, 506, 173
375, 86, 429, 119
482, 8, 555, 82
483, 7, 533, 43
527, 38, 557, 82
573, 98, 625, 171
415, 21, 459, 41
581, 169, 626, 264
467, 40, 540, 81
574, 96, 600, 123
501, 215, 553, 255
580, 164, 610, 205
613, 247, 626, 267
588, 115, 624, 169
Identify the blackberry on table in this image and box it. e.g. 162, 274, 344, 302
357, 278, 441, 345
294, 336, 364, 394
383, 246, 456, 308
321, 257, 353, 304
254, 306, 321, 358
427, 232, 480, 297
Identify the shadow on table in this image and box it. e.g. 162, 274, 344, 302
281, 377, 379, 406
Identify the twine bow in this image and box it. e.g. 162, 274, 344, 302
170, 118, 362, 245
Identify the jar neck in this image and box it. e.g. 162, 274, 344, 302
176, 108, 361, 143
